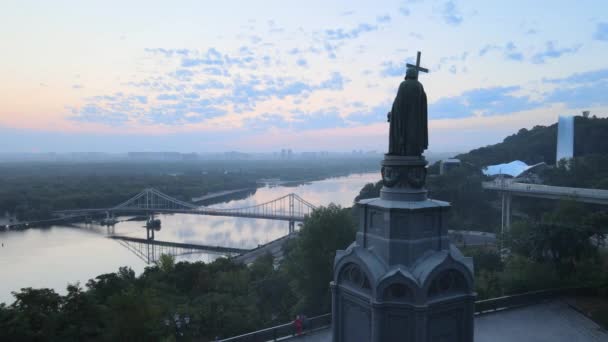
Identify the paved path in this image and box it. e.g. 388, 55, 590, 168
233, 234, 296, 265
293, 300, 608, 341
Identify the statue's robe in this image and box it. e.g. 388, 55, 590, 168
388, 78, 428, 156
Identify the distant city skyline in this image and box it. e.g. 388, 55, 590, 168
1, 0, 607, 153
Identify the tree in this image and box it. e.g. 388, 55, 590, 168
7, 287, 62, 341
157, 254, 176, 273
283, 204, 356, 315
57, 284, 105, 341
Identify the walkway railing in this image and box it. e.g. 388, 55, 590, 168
219, 287, 596, 341
218, 313, 331, 342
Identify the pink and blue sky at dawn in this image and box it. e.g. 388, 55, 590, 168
1, 0, 607, 153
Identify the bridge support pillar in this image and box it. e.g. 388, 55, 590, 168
288, 220, 295, 234
501, 193, 512, 234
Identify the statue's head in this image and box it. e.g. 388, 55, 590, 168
405, 66, 418, 80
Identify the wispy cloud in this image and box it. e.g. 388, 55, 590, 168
504, 42, 524, 61
531, 41, 580, 64
376, 15, 391, 23
429, 86, 537, 119
543, 68, 608, 108
440, 1, 463, 26
544, 68, 608, 84
324, 23, 378, 41
593, 22, 608, 41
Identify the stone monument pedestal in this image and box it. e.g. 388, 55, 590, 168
331, 155, 475, 342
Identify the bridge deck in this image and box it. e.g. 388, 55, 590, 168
55, 208, 307, 221
482, 181, 608, 205
108, 235, 250, 254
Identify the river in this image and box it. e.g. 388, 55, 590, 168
0, 172, 379, 304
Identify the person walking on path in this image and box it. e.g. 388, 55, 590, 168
293, 315, 303, 336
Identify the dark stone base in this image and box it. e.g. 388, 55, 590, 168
381, 155, 428, 201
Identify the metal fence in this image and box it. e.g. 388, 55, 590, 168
218, 313, 331, 342
219, 287, 596, 342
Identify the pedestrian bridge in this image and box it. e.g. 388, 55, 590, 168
55, 187, 316, 223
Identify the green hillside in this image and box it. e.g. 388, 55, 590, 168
455, 116, 608, 167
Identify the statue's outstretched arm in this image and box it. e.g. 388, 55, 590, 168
387, 111, 391, 122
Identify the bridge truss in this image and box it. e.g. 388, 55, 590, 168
56, 188, 317, 232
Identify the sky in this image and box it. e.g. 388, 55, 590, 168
1, 0, 607, 153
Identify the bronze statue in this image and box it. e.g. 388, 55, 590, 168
387, 51, 428, 156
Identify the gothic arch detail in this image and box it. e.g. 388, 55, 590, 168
382, 283, 412, 302
427, 269, 468, 299
339, 263, 371, 292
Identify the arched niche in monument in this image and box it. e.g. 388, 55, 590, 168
338, 262, 372, 294
384, 283, 412, 302
376, 269, 418, 304
426, 269, 469, 299
419, 254, 474, 302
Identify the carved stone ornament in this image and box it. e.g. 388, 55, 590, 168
381, 164, 427, 189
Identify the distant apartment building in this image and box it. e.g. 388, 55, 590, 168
556, 115, 574, 165
127, 152, 198, 161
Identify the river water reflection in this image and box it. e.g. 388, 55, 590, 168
0, 172, 379, 304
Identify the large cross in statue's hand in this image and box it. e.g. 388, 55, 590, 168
406, 51, 428, 75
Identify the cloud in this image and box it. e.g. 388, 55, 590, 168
478, 44, 500, 56
525, 28, 538, 35
429, 86, 537, 119
245, 109, 347, 131
72, 84, 83, 89
244, 113, 290, 131
479, 41, 577, 64
380, 61, 405, 77
429, 97, 471, 119
545, 82, 608, 108
399, 7, 411, 16
543, 68, 608, 108
440, 1, 463, 26
347, 103, 389, 125
593, 22, 608, 41
479, 42, 523, 61
179, 47, 257, 70
203, 67, 226, 76
504, 42, 524, 61
324, 23, 378, 41
376, 15, 391, 23
171, 69, 195, 81
291, 109, 346, 130
70, 104, 129, 126
193, 80, 225, 90
134, 96, 147, 104
318, 72, 346, 90
544, 68, 608, 84
531, 41, 580, 64
157, 94, 179, 101
183, 93, 200, 99
144, 48, 191, 57
296, 58, 308, 67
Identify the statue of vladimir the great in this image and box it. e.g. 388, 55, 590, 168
387, 66, 428, 156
